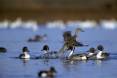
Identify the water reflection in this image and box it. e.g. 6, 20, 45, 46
42, 59, 50, 65
95, 60, 103, 66
20, 59, 30, 64
61, 58, 88, 71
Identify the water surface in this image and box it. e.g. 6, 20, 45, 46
0, 26, 117, 78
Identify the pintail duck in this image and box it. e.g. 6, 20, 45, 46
41, 45, 49, 54
0, 47, 7, 53
19, 46, 30, 59
87, 47, 97, 59
69, 54, 87, 61
66, 46, 87, 61
38, 67, 57, 78
96, 45, 109, 60
65, 46, 75, 58
40, 45, 58, 59
59, 28, 88, 57
74, 28, 84, 39
63, 28, 85, 46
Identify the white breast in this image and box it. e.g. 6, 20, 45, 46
96, 51, 103, 59
88, 53, 94, 56
41, 73, 47, 78
81, 56, 87, 60
23, 52, 30, 59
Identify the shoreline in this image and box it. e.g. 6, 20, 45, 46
1, 9, 117, 23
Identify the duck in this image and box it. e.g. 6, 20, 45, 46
0, 47, 7, 53
87, 47, 97, 59
73, 28, 84, 40
66, 46, 87, 61
19, 46, 30, 59
67, 46, 75, 58
28, 34, 47, 42
63, 31, 72, 42
63, 28, 84, 42
38, 67, 57, 78
63, 28, 86, 47
59, 28, 88, 57
68, 53, 87, 61
41, 45, 49, 54
40, 45, 58, 59
96, 45, 109, 60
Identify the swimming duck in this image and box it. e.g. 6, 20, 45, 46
87, 47, 97, 59
96, 45, 109, 60
68, 53, 87, 61
38, 67, 57, 78
19, 46, 30, 59
28, 34, 47, 42
41, 45, 49, 54
0, 47, 7, 53
66, 46, 87, 60
40, 45, 58, 59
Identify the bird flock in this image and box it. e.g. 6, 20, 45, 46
0, 28, 110, 78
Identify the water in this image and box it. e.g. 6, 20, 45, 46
0, 26, 117, 78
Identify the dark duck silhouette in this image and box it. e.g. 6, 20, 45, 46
28, 34, 47, 42
0, 47, 7, 53
38, 67, 57, 78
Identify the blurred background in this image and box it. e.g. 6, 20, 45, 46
0, 0, 117, 23
0, 1, 117, 78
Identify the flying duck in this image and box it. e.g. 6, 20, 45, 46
59, 28, 88, 57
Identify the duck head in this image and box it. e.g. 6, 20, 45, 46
87, 47, 96, 58
50, 67, 57, 73
97, 45, 104, 51
73, 28, 84, 42
38, 66, 57, 78
75, 28, 84, 32
89, 47, 96, 53
41, 45, 49, 54
22, 46, 29, 53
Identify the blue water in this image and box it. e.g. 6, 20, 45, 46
0, 26, 117, 78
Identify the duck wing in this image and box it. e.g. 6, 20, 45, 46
75, 42, 88, 47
